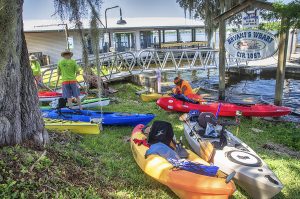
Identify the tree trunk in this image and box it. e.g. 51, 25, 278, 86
0, 0, 48, 147
207, 30, 214, 48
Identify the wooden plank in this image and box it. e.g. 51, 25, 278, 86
160, 41, 208, 48
274, 19, 289, 106
253, 1, 274, 11
215, 0, 273, 21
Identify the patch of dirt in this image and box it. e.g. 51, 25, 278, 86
251, 128, 263, 133
122, 136, 131, 143
263, 142, 300, 159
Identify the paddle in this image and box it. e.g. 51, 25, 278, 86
215, 103, 222, 119
55, 75, 60, 91
35, 77, 54, 92
235, 110, 242, 136
179, 114, 215, 162
172, 135, 189, 159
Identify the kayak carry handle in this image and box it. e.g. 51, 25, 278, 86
225, 171, 236, 184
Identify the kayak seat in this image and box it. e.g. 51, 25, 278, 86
211, 141, 223, 149
211, 132, 228, 150
192, 125, 220, 139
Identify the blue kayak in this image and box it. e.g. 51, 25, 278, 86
42, 109, 155, 126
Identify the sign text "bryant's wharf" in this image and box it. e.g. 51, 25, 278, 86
227, 31, 274, 45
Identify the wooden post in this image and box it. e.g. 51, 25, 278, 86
158, 30, 162, 48
108, 32, 112, 49
191, 29, 195, 42
64, 24, 70, 50
218, 0, 226, 100
177, 29, 180, 43
162, 30, 165, 43
218, 20, 226, 100
274, 18, 289, 106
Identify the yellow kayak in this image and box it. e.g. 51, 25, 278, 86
140, 93, 170, 102
141, 88, 200, 102
44, 118, 100, 135
131, 124, 236, 199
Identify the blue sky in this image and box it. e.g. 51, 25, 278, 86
23, 0, 186, 20
23, 0, 293, 20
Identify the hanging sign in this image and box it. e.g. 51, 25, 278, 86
242, 10, 259, 28
67, 36, 74, 49
225, 30, 278, 61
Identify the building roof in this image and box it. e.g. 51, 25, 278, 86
24, 17, 204, 32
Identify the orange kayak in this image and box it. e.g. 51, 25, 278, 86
130, 124, 236, 199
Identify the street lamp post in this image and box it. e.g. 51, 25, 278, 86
104, 6, 127, 52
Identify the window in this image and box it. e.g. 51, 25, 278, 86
195, 28, 206, 41
114, 32, 135, 52
179, 29, 192, 42
140, 31, 159, 49
164, 30, 177, 43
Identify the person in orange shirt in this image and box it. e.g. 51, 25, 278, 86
173, 77, 194, 96
172, 77, 204, 103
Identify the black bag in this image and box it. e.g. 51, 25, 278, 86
198, 112, 217, 128
148, 121, 174, 147
57, 98, 67, 109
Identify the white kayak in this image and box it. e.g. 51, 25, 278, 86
41, 97, 110, 110
39, 94, 85, 102
183, 119, 283, 199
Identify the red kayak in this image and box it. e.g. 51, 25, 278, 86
38, 91, 62, 98
156, 97, 291, 117
38, 91, 86, 102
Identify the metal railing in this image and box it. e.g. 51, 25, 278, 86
41, 48, 243, 87
137, 48, 219, 71
41, 51, 137, 86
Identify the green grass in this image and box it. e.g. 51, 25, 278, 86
0, 82, 299, 198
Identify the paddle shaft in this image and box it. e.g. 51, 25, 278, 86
35, 76, 54, 92
55, 75, 60, 90
184, 118, 214, 162
183, 118, 203, 143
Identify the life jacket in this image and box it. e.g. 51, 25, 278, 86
175, 80, 193, 96
145, 143, 219, 177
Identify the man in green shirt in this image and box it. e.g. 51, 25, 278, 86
29, 55, 42, 86
57, 50, 82, 110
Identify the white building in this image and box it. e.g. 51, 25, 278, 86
24, 17, 205, 64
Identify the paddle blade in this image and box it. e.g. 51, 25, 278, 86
199, 140, 214, 162
179, 113, 188, 122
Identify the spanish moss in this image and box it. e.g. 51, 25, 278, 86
53, 0, 103, 69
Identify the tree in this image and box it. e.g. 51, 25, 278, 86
0, 0, 48, 147
261, 0, 300, 31
176, 0, 243, 46
176, 0, 275, 46
0, 0, 102, 147
53, 0, 103, 68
